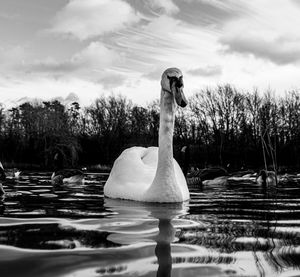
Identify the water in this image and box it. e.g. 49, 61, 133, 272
1, 172, 300, 277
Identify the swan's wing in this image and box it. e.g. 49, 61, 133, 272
140, 146, 158, 167
104, 146, 189, 201
104, 147, 158, 200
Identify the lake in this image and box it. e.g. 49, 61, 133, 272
1, 172, 300, 277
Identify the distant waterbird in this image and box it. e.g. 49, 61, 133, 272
5, 168, 21, 179
186, 167, 228, 186
51, 152, 84, 184
104, 68, 190, 203
256, 170, 277, 186
51, 169, 85, 184
0, 161, 6, 195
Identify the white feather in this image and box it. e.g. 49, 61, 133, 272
104, 68, 189, 203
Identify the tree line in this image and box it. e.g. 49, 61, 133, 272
1, 85, 300, 172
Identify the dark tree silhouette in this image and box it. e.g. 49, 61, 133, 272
1, 88, 300, 172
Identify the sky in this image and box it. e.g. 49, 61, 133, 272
1, 0, 300, 107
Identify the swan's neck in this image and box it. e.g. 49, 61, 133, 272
157, 89, 176, 178
145, 89, 182, 202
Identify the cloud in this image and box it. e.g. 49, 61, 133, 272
187, 65, 222, 76
217, 0, 300, 65
0, 12, 19, 20
65, 92, 80, 103
23, 42, 128, 90
10, 92, 80, 108
3, 0, 300, 108
49, 0, 140, 40
0, 45, 26, 71
220, 34, 300, 65
71, 41, 119, 69
143, 67, 165, 80
27, 42, 119, 74
0, 76, 105, 108
143, 0, 179, 15
28, 57, 76, 73
97, 72, 127, 89
174, 0, 248, 27
291, 0, 300, 8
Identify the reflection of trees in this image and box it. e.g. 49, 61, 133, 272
4, 191, 300, 276
179, 183, 300, 275
0, 223, 120, 250
0, 197, 4, 215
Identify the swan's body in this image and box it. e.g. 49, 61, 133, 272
104, 68, 190, 203
104, 146, 188, 202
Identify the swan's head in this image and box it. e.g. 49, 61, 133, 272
161, 68, 188, 108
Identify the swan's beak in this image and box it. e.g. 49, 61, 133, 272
175, 86, 188, 108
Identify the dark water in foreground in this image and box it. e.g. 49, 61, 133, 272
1, 173, 300, 277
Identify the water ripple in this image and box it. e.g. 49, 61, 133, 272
1, 172, 300, 276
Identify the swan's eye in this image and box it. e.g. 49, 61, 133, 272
176, 76, 183, 88
168, 76, 183, 89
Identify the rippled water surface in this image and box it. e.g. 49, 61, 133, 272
1, 172, 300, 277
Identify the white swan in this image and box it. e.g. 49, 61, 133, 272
104, 68, 190, 202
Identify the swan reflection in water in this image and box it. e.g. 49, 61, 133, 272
103, 198, 190, 277
102, 199, 238, 277
0, 198, 239, 277
0, 198, 197, 277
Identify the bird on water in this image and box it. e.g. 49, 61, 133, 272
51, 152, 84, 184
104, 68, 190, 203
0, 161, 6, 195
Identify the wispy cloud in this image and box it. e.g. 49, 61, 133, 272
2, 0, 300, 106
219, 0, 300, 65
0, 12, 19, 20
26, 42, 119, 75
220, 35, 300, 65
96, 71, 127, 89
174, 0, 248, 27
49, 0, 140, 40
0, 45, 26, 71
187, 65, 222, 76
143, 0, 179, 15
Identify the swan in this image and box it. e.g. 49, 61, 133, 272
0, 161, 6, 195
104, 68, 190, 202
202, 176, 228, 186
51, 153, 84, 184
256, 170, 277, 186
5, 168, 21, 179
186, 167, 228, 186
51, 169, 85, 184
